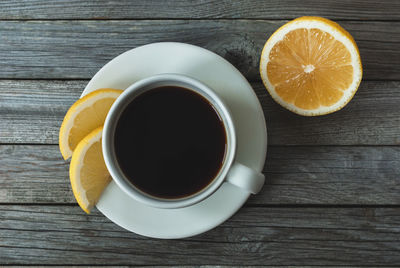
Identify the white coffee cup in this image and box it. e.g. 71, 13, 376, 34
102, 74, 265, 209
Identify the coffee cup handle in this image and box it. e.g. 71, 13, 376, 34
225, 162, 265, 194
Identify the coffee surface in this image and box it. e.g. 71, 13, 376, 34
114, 86, 226, 199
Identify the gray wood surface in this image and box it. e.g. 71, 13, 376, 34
1, 0, 399, 20
2, 80, 400, 145
0, 20, 398, 80
2, 144, 400, 205
1, 1, 399, 266
1, 205, 399, 265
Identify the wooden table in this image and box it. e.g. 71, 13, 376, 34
1, 0, 400, 266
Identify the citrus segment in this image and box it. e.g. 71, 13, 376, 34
59, 88, 122, 159
69, 127, 110, 214
260, 16, 362, 116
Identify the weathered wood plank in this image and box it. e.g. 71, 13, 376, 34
0, 20, 398, 80
0, 267, 129, 268
0, 267, 334, 268
255, 80, 400, 146
0, 80, 81, 144
2, 144, 400, 205
0, 0, 399, 20
0, 145, 71, 203
250, 146, 400, 205
0, 267, 358, 268
1, 205, 399, 265
1, 80, 400, 145
0, 265, 356, 268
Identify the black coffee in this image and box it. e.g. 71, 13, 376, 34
114, 86, 227, 199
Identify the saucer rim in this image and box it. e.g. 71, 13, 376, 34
82, 42, 267, 239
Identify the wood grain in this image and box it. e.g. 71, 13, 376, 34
252, 146, 400, 205
0, 80, 81, 144
0, 1, 398, 266
0, 0, 399, 20
1, 205, 400, 265
0, 145, 71, 203
254, 80, 400, 146
1, 80, 400, 145
2, 144, 400, 205
0, 20, 398, 80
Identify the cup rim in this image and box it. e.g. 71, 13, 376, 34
102, 73, 236, 209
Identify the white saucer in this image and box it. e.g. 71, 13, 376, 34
82, 42, 267, 239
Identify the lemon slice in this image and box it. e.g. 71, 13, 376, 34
69, 127, 110, 213
260, 16, 362, 116
59, 88, 122, 160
